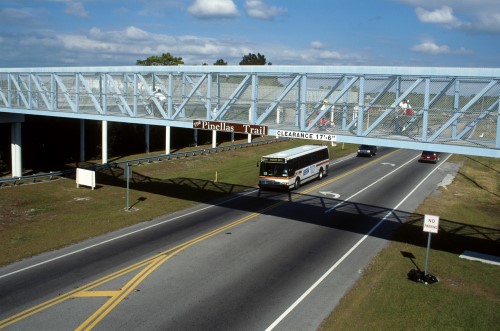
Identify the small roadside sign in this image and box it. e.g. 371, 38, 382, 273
423, 214, 440, 279
423, 214, 440, 233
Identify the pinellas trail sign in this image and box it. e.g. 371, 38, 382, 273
192, 120, 268, 135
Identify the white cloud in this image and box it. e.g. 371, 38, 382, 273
10, 25, 363, 66
400, 0, 500, 33
317, 50, 345, 60
188, 0, 239, 18
59, 34, 114, 51
245, 0, 287, 20
310, 41, 325, 49
48, 26, 250, 64
124, 26, 151, 40
410, 41, 450, 54
266, 45, 364, 65
415, 6, 460, 27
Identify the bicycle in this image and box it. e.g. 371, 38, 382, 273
315, 118, 335, 132
400, 117, 420, 136
144, 97, 167, 117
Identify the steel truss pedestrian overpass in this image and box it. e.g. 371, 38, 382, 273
1, 65, 499, 176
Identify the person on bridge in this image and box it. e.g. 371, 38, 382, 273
399, 99, 413, 115
154, 88, 167, 108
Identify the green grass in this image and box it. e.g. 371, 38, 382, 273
323, 247, 498, 330
0, 138, 355, 266
319, 154, 500, 331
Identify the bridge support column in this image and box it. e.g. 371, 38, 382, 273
79, 119, 85, 162
165, 126, 171, 155
193, 129, 198, 147
212, 130, 217, 148
102, 120, 108, 164
145, 125, 150, 153
11, 122, 22, 177
247, 134, 252, 143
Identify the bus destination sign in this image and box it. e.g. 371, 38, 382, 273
261, 157, 285, 163
275, 130, 337, 142
192, 120, 268, 135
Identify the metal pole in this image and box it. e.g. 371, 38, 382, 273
145, 124, 150, 154
126, 163, 130, 210
79, 119, 85, 162
424, 232, 432, 275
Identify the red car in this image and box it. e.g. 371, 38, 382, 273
419, 151, 440, 163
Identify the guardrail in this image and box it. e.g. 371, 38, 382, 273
0, 138, 286, 188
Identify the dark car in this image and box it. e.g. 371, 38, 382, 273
357, 145, 377, 157
419, 151, 440, 163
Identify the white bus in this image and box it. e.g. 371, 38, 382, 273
258, 144, 330, 190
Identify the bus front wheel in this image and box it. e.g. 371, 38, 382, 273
294, 178, 301, 190
318, 168, 324, 180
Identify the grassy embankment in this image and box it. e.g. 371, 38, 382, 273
320, 154, 499, 330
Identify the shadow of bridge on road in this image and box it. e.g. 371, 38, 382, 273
94, 165, 500, 259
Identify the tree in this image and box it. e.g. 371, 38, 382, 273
239, 53, 267, 65
136, 53, 184, 66
214, 59, 227, 65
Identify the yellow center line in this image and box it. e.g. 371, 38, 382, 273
74, 291, 122, 298
0, 258, 154, 329
77, 210, 270, 330
76, 255, 170, 331
0, 149, 400, 330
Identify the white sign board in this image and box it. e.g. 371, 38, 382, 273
275, 130, 337, 142
76, 168, 96, 190
423, 214, 440, 233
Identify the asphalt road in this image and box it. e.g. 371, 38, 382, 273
0, 148, 454, 331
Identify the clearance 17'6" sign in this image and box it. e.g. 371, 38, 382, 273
275, 130, 337, 142
192, 120, 268, 135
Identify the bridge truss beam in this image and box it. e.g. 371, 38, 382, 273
0, 65, 499, 158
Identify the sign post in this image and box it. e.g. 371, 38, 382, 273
423, 214, 440, 276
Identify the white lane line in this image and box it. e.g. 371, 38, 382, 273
325, 154, 420, 213
265, 154, 452, 331
0, 190, 257, 279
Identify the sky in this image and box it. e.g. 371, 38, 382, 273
0, 0, 499, 68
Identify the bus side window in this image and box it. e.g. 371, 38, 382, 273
288, 160, 297, 175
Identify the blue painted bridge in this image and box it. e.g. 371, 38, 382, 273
1, 65, 499, 176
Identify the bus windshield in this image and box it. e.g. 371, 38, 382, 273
260, 162, 289, 177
